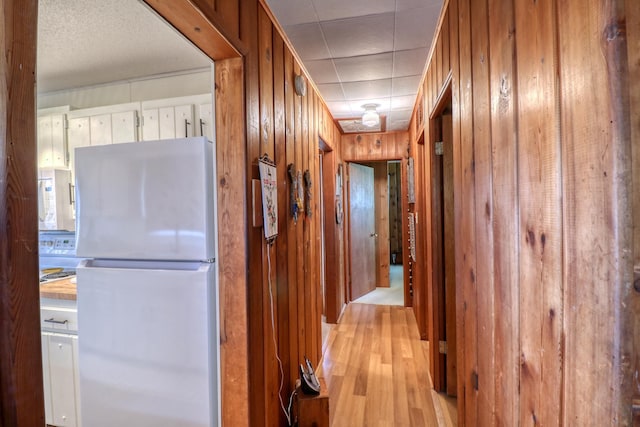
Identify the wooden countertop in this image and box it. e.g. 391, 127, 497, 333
40, 278, 77, 301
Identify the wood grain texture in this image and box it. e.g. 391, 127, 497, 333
272, 28, 291, 427
469, 0, 495, 424
240, 0, 267, 425
515, 0, 563, 424
0, 1, 45, 426
348, 163, 376, 300
426, 117, 443, 387
487, 0, 518, 423
257, 10, 280, 425
456, 0, 478, 423
318, 304, 438, 427
143, 0, 242, 59
631, 0, 640, 272
388, 162, 403, 259
215, 57, 250, 427
445, 1, 465, 421
628, 2, 640, 423
373, 162, 390, 288
558, 1, 633, 424
283, 45, 301, 394
411, 136, 434, 342
39, 279, 77, 301
442, 113, 457, 398
341, 132, 408, 162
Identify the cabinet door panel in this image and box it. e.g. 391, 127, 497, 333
67, 117, 91, 183
174, 104, 195, 138
48, 334, 79, 427
111, 111, 138, 144
51, 114, 68, 167
38, 116, 53, 167
159, 106, 176, 139
198, 103, 214, 141
90, 114, 112, 146
42, 334, 54, 425
142, 108, 160, 141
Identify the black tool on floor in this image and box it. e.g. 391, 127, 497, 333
299, 356, 320, 396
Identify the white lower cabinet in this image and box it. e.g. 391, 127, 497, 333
41, 301, 80, 427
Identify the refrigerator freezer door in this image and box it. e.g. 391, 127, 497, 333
77, 259, 219, 427
75, 136, 215, 261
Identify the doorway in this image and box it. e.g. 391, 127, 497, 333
429, 93, 457, 399
348, 161, 404, 306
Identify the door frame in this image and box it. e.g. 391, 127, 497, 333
427, 76, 455, 393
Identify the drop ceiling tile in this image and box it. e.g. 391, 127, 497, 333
321, 14, 394, 58
304, 59, 340, 84
348, 98, 391, 114
395, 0, 426, 11
326, 101, 356, 117
391, 94, 417, 109
387, 108, 412, 131
317, 83, 345, 101
392, 75, 422, 97
394, 6, 440, 51
387, 119, 410, 131
265, 0, 318, 25
312, 0, 395, 21
342, 79, 391, 100
284, 22, 331, 60
393, 48, 428, 77
388, 108, 413, 121
396, 0, 442, 12
334, 52, 393, 82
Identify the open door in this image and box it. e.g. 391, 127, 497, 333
430, 96, 457, 397
348, 162, 376, 300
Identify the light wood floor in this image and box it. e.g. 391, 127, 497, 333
318, 303, 448, 426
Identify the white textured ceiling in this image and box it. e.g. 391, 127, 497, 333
38, 0, 442, 133
265, 0, 443, 132
37, 0, 211, 93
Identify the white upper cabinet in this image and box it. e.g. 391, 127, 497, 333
141, 94, 212, 141
38, 113, 68, 168
111, 111, 138, 144
89, 114, 112, 146
67, 117, 91, 183
198, 103, 214, 142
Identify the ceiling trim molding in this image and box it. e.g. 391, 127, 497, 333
144, 0, 242, 60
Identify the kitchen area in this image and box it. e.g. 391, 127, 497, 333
36, 1, 221, 426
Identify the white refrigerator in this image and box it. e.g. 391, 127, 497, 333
75, 136, 220, 427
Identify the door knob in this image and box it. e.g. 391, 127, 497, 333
370, 233, 378, 238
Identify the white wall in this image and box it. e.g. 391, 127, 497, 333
37, 68, 212, 110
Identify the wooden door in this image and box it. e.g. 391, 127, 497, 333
430, 108, 457, 396
348, 163, 376, 300
442, 113, 457, 396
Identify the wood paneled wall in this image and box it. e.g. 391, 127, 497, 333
0, 1, 45, 426
411, 0, 639, 425
388, 162, 403, 259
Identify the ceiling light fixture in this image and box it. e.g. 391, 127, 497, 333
361, 103, 380, 127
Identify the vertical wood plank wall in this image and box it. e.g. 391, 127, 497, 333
411, 0, 638, 425
0, 1, 45, 426
628, 2, 640, 424
4, 1, 636, 426
242, 4, 342, 425
388, 162, 403, 260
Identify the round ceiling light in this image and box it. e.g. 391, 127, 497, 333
361, 103, 380, 127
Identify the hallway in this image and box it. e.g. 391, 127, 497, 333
318, 303, 454, 426
352, 265, 404, 306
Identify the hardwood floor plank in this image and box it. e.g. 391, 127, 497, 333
320, 304, 441, 426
